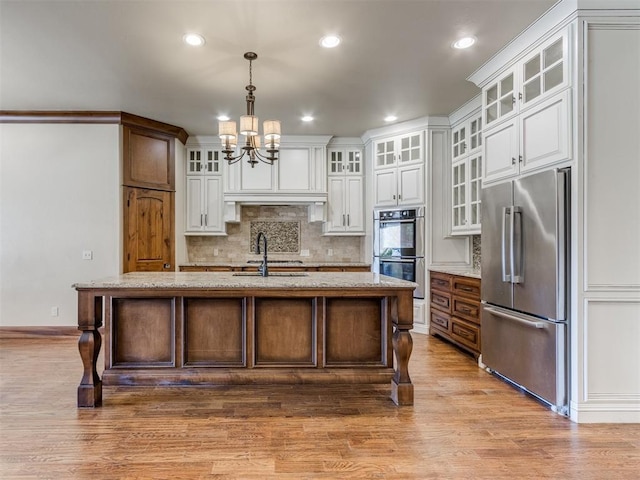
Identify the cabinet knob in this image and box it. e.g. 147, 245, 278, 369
393, 194, 396, 200
512, 95, 516, 104
519, 155, 523, 163
511, 157, 516, 165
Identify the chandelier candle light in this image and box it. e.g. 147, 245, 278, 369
219, 52, 281, 167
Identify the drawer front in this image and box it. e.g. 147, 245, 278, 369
430, 290, 451, 313
452, 276, 481, 299
430, 272, 452, 292
430, 309, 451, 332
452, 297, 481, 324
451, 318, 480, 352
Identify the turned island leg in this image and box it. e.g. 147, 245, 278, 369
390, 291, 414, 406
77, 291, 103, 407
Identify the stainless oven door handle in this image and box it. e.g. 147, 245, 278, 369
379, 219, 416, 225
379, 258, 416, 263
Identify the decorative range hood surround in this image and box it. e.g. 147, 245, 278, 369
221, 135, 332, 222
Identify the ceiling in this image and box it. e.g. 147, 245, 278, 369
0, 0, 557, 138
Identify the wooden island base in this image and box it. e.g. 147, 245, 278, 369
75, 273, 415, 407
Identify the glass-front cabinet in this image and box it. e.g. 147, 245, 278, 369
373, 131, 424, 207
484, 69, 517, 128
451, 153, 482, 235
325, 145, 364, 235
483, 27, 569, 130
375, 132, 422, 168
329, 149, 362, 175
186, 147, 225, 234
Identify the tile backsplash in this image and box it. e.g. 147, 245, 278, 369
186, 205, 363, 263
249, 220, 300, 253
472, 235, 481, 271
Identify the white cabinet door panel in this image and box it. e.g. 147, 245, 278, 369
204, 177, 223, 232
346, 177, 363, 232
327, 177, 346, 231
278, 148, 310, 191
520, 90, 571, 173
186, 177, 204, 231
241, 159, 274, 191
374, 169, 397, 207
398, 163, 424, 205
483, 118, 519, 184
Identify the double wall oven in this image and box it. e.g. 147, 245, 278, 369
373, 208, 425, 298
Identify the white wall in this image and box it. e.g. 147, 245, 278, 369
0, 124, 120, 327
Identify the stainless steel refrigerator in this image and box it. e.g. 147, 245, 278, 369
481, 168, 569, 414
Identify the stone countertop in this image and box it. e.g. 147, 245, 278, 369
73, 272, 416, 290
429, 267, 481, 280
180, 262, 371, 268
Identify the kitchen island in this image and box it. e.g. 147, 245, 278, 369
74, 272, 416, 408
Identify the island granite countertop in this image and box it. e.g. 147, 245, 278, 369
73, 271, 416, 290
180, 262, 371, 268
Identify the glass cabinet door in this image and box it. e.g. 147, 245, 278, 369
398, 133, 422, 163
469, 153, 482, 228
484, 68, 517, 128
346, 150, 361, 174
452, 124, 467, 161
204, 149, 221, 174
452, 161, 467, 229
187, 149, 202, 174
329, 150, 344, 174
376, 140, 396, 167
522, 34, 566, 106
469, 115, 482, 152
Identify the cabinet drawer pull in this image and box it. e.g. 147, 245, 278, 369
459, 285, 474, 292
456, 328, 473, 339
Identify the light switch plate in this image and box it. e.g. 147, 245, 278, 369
82, 250, 93, 260
300, 249, 310, 257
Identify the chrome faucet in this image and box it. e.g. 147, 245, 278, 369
256, 232, 268, 277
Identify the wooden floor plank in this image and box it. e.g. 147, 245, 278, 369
1, 335, 639, 479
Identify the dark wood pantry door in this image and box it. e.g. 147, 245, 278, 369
123, 186, 174, 273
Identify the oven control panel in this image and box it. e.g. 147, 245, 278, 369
378, 209, 419, 220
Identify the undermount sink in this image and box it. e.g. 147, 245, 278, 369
232, 272, 309, 277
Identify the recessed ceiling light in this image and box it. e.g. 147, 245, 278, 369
452, 36, 476, 49
217, 115, 230, 121
320, 35, 341, 48
183, 33, 205, 47
384, 115, 398, 122
301, 115, 314, 122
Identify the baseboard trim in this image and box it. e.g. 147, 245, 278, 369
0, 326, 80, 339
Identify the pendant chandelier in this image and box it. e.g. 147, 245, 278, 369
218, 52, 281, 168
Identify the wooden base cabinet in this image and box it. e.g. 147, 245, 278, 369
429, 271, 481, 358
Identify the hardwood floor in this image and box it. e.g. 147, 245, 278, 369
1, 334, 638, 479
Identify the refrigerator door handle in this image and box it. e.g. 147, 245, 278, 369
501, 207, 511, 282
484, 306, 545, 329
512, 206, 523, 284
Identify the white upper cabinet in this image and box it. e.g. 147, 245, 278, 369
452, 112, 482, 162
484, 88, 571, 184
374, 132, 423, 168
450, 108, 483, 235
185, 147, 225, 234
325, 145, 364, 235
373, 131, 424, 207
482, 26, 572, 185
224, 138, 330, 203
328, 148, 362, 176
483, 27, 570, 131
451, 152, 482, 235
